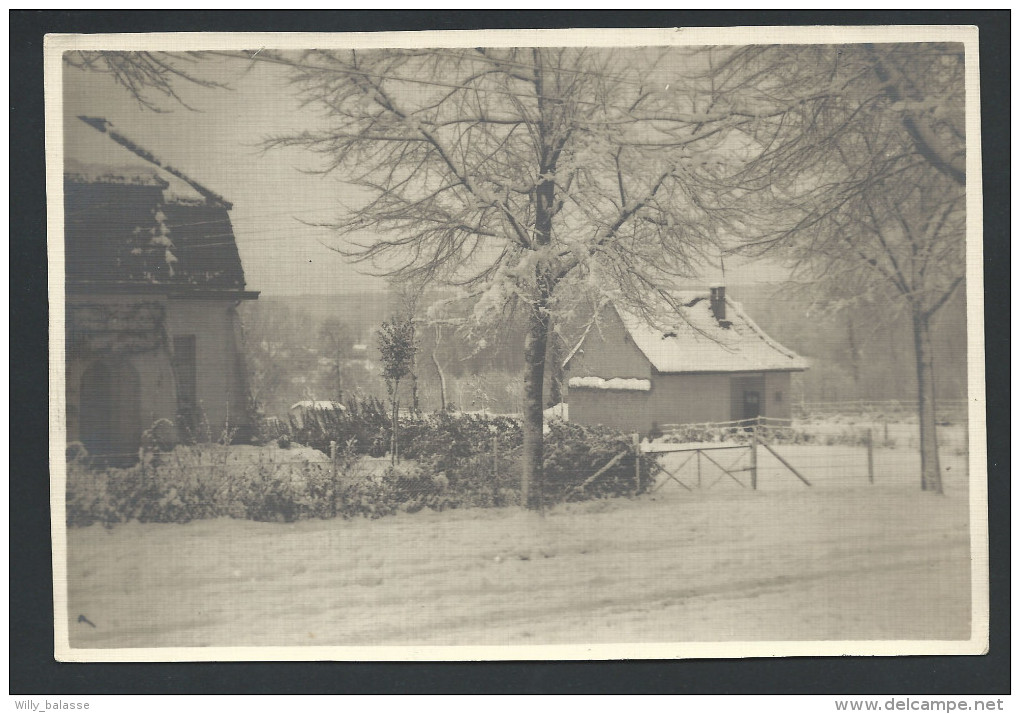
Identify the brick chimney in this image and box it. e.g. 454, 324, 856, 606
709, 285, 729, 326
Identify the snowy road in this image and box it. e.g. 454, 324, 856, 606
64, 447, 972, 650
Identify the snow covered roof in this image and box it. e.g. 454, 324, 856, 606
571, 291, 807, 374
76, 116, 231, 209
64, 158, 167, 187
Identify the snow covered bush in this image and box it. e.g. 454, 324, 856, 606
289, 395, 390, 457
65, 415, 663, 527
397, 411, 522, 472
541, 421, 658, 503
66, 446, 236, 526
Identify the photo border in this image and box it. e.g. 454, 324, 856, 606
12, 9, 1010, 694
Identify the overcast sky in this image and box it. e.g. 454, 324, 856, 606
61, 50, 789, 297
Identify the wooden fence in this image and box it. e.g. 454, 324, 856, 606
641, 429, 820, 493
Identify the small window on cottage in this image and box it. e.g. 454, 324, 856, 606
172, 334, 197, 431
775, 391, 783, 403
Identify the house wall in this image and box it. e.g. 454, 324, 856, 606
65, 295, 176, 453
65, 294, 251, 453
567, 389, 653, 434
569, 372, 795, 434
564, 306, 651, 380
650, 373, 734, 428
164, 298, 250, 439
764, 371, 793, 421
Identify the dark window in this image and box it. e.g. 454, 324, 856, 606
172, 334, 197, 430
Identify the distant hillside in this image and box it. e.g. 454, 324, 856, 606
257, 291, 393, 343
244, 282, 970, 415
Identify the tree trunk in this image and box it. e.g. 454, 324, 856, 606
521, 301, 551, 510
410, 370, 420, 414
912, 307, 943, 494
390, 381, 400, 466
846, 312, 862, 399
524, 57, 557, 510
546, 321, 563, 408
432, 350, 447, 411
336, 348, 344, 402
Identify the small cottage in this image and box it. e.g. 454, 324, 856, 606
563, 287, 807, 435
64, 123, 258, 458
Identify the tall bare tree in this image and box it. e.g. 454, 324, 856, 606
257, 47, 758, 508
64, 51, 227, 112
706, 43, 966, 493
318, 317, 353, 401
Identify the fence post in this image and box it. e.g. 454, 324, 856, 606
492, 436, 498, 480
330, 440, 337, 480
750, 426, 758, 491
866, 428, 874, 484
696, 449, 702, 489
632, 433, 640, 497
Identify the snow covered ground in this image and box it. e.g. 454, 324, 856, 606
63, 443, 972, 651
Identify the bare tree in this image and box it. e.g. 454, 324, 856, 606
64, 51, 227, 112
318, 317, 353, 401
708, 43, 966, 493
257, 47, 756, 508
240, 302, 297, 417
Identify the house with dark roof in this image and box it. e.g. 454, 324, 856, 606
563, 287, 807, 435
64, 123, 258, 458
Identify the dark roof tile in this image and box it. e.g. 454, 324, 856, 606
64, 176, 249, 292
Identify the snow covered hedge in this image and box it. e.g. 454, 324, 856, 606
65, 415, 660, 527
286, 395, 391, 457
542, 421, 658, 502
64, 444, 451, 526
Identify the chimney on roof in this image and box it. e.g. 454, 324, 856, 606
709, 285, 729, 326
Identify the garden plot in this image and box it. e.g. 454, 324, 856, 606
64, 444, 972, 650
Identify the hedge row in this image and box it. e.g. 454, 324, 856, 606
66, 417, 658, 527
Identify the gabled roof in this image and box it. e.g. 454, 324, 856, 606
64, 176, 252, 294
568, 291, 807, 374
64, 117, 255, 297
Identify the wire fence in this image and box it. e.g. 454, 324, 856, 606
646, 414, 968, 495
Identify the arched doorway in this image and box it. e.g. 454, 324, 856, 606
79, 358, 141, 461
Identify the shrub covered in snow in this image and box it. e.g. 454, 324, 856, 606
66, 414, 661, 527
541, 421, 658, 502
397, 411, 522, 471
288, 395, 391, 457
67, 445, 249, 526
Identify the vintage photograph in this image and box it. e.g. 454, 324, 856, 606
47, 27, 986, 660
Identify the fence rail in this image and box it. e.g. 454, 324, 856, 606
639, 416, 899, 493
